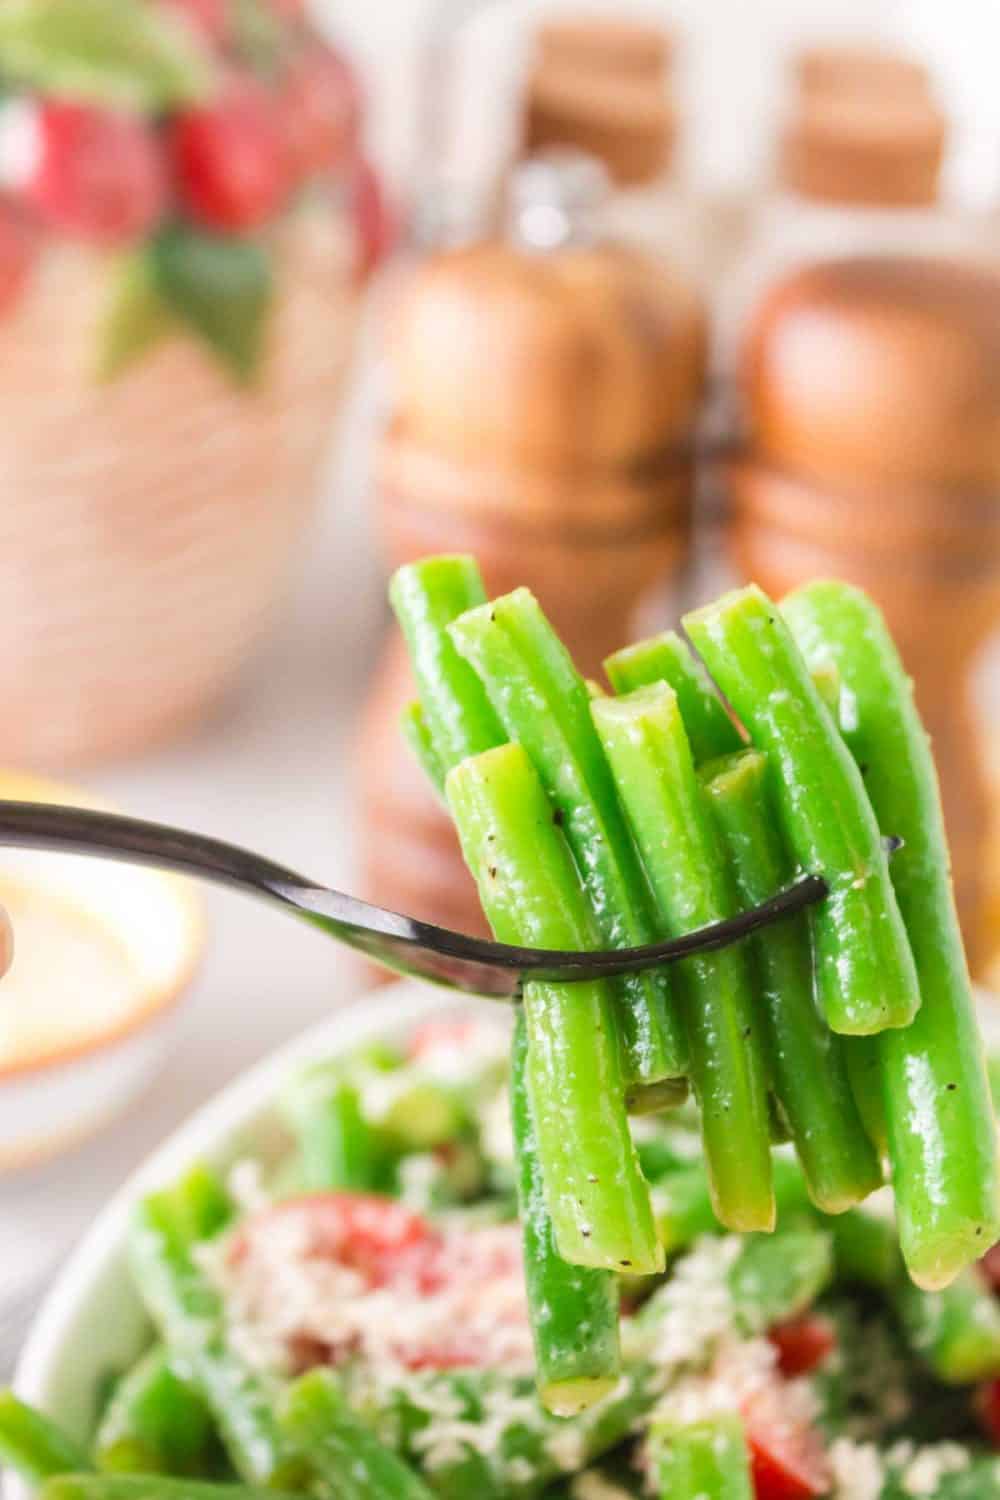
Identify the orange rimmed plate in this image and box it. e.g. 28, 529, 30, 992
0, 771, 205, 1171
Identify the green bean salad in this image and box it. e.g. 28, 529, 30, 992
4, 563, 1000, 1500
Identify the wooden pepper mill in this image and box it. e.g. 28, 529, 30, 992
728, 255, 1000, 966
357, 153, 707, 942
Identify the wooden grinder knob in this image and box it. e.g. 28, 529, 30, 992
729, 256, 1000, 965
358, 170, 707, 946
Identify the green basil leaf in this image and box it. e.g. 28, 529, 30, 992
0, 0, 216, 112
96, 247, 173, 382
151, 224, 273, 384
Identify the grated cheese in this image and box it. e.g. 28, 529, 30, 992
208, 1214, 535, 1382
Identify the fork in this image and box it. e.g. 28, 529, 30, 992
0, 801, 837, 999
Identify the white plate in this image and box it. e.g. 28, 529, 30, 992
7, 978, 499, 1499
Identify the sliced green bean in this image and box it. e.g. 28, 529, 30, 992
41, 1480, 302, 1500
591, 685, 773, 1233
828, 1204, 902, 1291
783, 580, 1000, 1287
128, 1194, 305, 1488
389, 557, 504, 776
652, 1413, 753, 1500
399, 701, 445, 797
446, 744, 661, 1274
0, 1390, 91, 1484
685, 584, 920, 1037
728, 1226, 834, 1335
96, 1347, 214, 1476
893, 1265, 1000, 1383
699, 748, 882, 1213
282, 1371, 433, 1500
449, 587, 686, 1093
605, 630, 743, 764
280, 1069, 390, 1193
511, 1013, 621, 1415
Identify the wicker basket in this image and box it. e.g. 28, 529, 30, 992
0, 208, 360, 766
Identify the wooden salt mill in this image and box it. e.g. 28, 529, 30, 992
727, 255, 1000, 966
357, 152, 707, 941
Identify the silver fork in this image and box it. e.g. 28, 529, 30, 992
0, 801, 841, 998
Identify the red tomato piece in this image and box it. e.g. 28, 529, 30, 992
0, 200, 36, 316
281, 42, 360, 183
27, 103, 166, 245
159, 0, 229, 44
229, 1191, 442, 1290
975, 1378, 1000, 1448
743, 1386, 830, 1500
979, 1242, 1000, 1293
171, 78, 288, 233
768, 1315, 838, 1378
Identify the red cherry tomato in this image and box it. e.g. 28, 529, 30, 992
281, 42, 360, 184
229, 1191, 441, 1289
27, 103, 166, 245
975, 1378, 1000, 1448
768, 1315, 838, 1378
743, 1386, 830, 1500
171, 78, 288, 233
0, 200, 36, 316
979, 1242, 1000, 1293
159, 0, 229, 44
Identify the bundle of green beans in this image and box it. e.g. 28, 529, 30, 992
391, 556, 999, 1396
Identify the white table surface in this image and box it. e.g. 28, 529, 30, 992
0, 358, 394, 1371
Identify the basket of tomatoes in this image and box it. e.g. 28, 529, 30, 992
0, 0, 388, 766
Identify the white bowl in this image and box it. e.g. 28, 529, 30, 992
9, 981, 1000, 1500
8, 978, 496, 1497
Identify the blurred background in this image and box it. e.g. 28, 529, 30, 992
5, 0, 1000, 1369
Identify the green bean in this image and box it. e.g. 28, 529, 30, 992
728, 1226, 834, 1335
699, 748, 882, 1213
893, 1265, 1000, 1383
652, 1156, 813, 1255
783, 580, 1000, 1287
128, 1194, 305, 1488
0, 1390, 91, 1483
809, 659, 842, 718
280, 1070, 390, 1193
591, 685, 773, 1232
605, 631, 743, 764
96, 1348, 214, 1476
510, 1013, 621, 1415
400, 701, 445, 797
685, 584, 920, 1037
282, 1371, 433, 1500
446, 744, 661, 1274
40, 1480, 303, 1500
159, 1164, 233, 1245
449, 587, 686, 1093
652, 1413, 753, 1500
389, 557, 504, 776
828, 1205, 902, 1291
